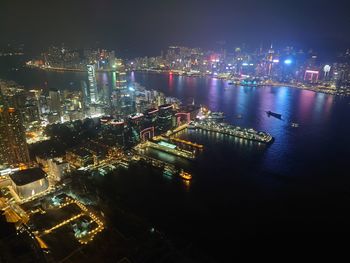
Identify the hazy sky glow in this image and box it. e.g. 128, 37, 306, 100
1, 0, 350, 55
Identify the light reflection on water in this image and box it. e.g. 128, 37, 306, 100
2, 63, 350, 259
133, 72, 350, 180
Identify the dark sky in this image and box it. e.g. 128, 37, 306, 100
1, 0, 350, 56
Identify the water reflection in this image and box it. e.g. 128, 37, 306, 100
182, 179, 191, 192
168, 73, 174, 90
2, 65, 348, 180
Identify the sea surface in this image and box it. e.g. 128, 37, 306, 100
1, 57, 350, 260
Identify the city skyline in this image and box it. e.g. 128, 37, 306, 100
1, 0, 350, 56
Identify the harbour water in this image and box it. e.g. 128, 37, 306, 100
1, 57, 350, 260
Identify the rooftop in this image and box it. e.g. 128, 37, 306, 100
67, 148, 92, 158
9, 168, 47, 186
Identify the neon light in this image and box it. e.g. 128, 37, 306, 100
160, 105, 173, 110
284, 59, 292, 65
110, 120, 124, 125
130, 113, 144, 119
140, 127, 155, 141
148, 109, 159, 114
305, 70, 319, 74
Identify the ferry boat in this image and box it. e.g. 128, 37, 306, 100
240, 78, 264, 86
266, 111, 282, 119
178, 170, 192, 181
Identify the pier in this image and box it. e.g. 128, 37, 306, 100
189, 121, 273, 144
132, 150, 179, 173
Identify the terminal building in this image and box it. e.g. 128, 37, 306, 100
9, 168, 49, 199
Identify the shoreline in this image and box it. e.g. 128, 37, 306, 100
13, 66, 350, 97
134, 70, 349, 97
25, 65, 116, 73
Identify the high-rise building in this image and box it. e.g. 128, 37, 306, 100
331, 63, 350, 88
157, 104, 174, 132
144, 108, 159, 130
49, 90, 61, 114
0, 104, 10, 164
22, 104, 40, 124
111, 60, 134, 116
0, 106, 30, 165
87, 64, 98, 103
156, 93, 166, 107
80, 80, 89, 106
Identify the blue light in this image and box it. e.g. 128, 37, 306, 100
128, 87, 135, 91
284, 59, 292, 65
242, 62, 249, 66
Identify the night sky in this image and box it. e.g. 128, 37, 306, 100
1, 0, 350, 56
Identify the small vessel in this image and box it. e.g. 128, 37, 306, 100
236, 114, 243, 119
291, 122, 299, 128
179, 170, 192, 181
207, 112, 225, 121
266, 111, 282, 119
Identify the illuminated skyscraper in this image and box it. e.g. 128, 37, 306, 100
80, 80, 89, 110
49, 90, 61, 113
0, 104, 9, 164
266, 44, 274, 76
111, 60, 134, 116
87, 64, 98, 103
0, 98, 30, 166
158, 104, 174, 132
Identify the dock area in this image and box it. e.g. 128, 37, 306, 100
188, 121, 273, 144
